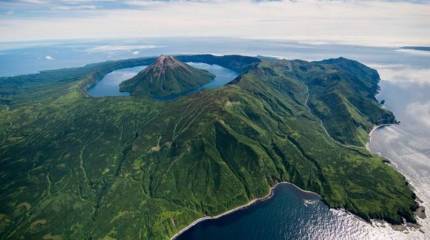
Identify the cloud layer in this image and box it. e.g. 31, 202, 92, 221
406, 101, 430, 128
85, 44, 161, 53
373, 64, 430, 86
0, 0, 429, 46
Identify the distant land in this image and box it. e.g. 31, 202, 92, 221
401, 46, 430, 51
0, 54, 418, 240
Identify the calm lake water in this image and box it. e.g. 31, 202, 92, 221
1, 38, 429, 239
87, 66, 146, 97
189, 62, 238, 90
87, 62, 237, 97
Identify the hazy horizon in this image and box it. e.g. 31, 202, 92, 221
0, 0, 429, 47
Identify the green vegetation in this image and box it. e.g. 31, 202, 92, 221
120, 56, 214, 98
0, 55, 417, 240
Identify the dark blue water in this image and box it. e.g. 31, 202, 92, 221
86, 62, 237, 97
175, 183, 380, 240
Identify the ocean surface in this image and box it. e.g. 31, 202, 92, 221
176, 183, 379, 240
0, 38, 429, 239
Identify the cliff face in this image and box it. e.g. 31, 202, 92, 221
120, 55, 214, 98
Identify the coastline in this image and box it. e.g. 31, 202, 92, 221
365, 123, 395, 152
171, 123, 425, 240
170, 182, 320, 240
367, 123, 427, 228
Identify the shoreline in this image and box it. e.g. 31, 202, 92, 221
170, 182, 320, 240
171, 123, 425, 239
367, 123, 427, 227
365, 123, 395, 152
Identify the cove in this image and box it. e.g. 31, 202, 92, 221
174, 183, 326, 240
173, 182, 402, 240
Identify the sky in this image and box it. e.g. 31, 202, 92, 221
0, 0, 429, 46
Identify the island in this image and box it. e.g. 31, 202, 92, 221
400, 46, 430, 52
119, 55, 214, 98
0, 54, 418, 240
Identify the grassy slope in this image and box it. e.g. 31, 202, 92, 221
0, 55, 416, 240
296, 57, 397, 145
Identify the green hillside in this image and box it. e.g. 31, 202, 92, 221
119, 55, 214, 98
0, 55, 417, 240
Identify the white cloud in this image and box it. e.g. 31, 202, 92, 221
0, 0, 429, 46
381, 126, 402, 143
396, 49, 430, 56
86, 44, 160, 52
18, 0, 47, 4
371, 64, 430, 86
50, 5, 97, 11
44, 55, 54, 60
406, 101, 430, 128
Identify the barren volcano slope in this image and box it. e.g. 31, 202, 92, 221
0, 55, 417, 240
